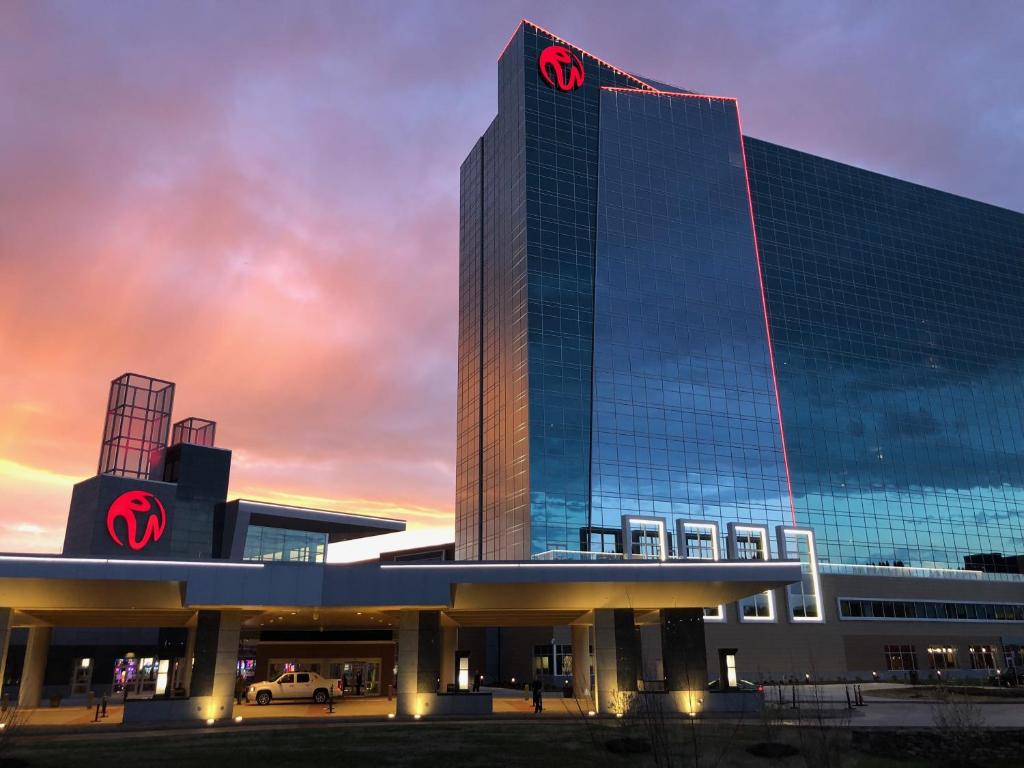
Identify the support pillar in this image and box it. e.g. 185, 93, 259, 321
660, 608, 707, 714
593, 608, 639, 714
439, 623, 457, 693
180, 616, 197, 694
570, 624, 592, 702
188, 609, 242, 721
0, 609, 11, 700
17, 626, 51, 709
397, 610, 440, 716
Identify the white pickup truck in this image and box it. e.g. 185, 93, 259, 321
246, 671, 332, 705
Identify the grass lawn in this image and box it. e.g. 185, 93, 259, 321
3, 720, 1015, 767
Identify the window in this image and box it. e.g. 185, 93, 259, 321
969, 645, 996, 670
731, 525, 774, 622
778, 528, 822, 622
838, 598, 1024, 623
625, 518, 666, 560
682, 524, 717, 561
533, 644, 572, 676
586, 529, 621, 555
296, 673, 310, 684
927, 647, 957, 670
1004, 644, 1024, 670
741, 593, 773, 619
242, 525, 328, 563
276, 673, 294, 684
884, 645, 917, 671
735, 529, 764, 561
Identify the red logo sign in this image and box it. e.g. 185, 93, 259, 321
538, 45, 584, 92
106, 490, 167, 551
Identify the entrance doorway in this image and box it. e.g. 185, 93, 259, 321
266, 657, 383, 696
330, 660, 381, 696
112, 656, 159, 698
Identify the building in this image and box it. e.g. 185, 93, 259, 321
457, 20, 1024, 570
453, 19, 1024, 682
0, 372, 799, 721
2, 20, 1024, 724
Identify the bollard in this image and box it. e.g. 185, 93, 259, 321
791, 684, 797, 709
94, 702, 101, 722
101, 693, 108, 718
845, 685, 852, 710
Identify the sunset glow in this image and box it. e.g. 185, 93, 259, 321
1, 1, 1018, 559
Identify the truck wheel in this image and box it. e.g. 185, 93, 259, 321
313, 689, 328, 704
256, 690, 272, 706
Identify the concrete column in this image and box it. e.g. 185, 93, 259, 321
0, 609, 11, 697
439, 624, 457, 692
570, 624, 592, 701
660, 608, 707, 714
17, 626, 51, 709
180, 618, 197, 693
396, 610, 440, 716
188, 610, 242, 721
593, 608, 639, 714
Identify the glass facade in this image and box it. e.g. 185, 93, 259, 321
747, 139, 1024, 568
591, 90, 790, 547
242, 525, 326, 563
457, 20, 1024, 569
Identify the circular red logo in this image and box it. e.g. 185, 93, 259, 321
106, 490, 167, 551
538, 45, 584, 92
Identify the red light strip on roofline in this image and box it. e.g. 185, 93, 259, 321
498, 19, 655, 92
734, 102, 798, 526
601, 86, 735, 102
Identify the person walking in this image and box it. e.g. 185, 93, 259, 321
356, 671, 363, 696
532, 677, 543, 713
234, 674, 247, 705
472, 671, 481, 692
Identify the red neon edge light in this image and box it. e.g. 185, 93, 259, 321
498, 20, 655, 92
735, 102, 799, 525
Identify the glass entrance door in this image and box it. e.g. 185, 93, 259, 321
329, 660, 381, 696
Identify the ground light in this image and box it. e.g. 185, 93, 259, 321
387, 713, 395, 719
587, 711, 596, 717
205, 718, 215, 726
413, 714, 422, 720
234, 716, 243, 723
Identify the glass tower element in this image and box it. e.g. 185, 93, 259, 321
98, 372, 175, 479
457, 20, 1024, 568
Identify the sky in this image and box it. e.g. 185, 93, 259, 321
1, 0, 1021, 559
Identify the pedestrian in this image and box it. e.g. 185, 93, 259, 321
341, 674, 348, 697
532, 677, 543, 713
356, 671, 363, 696
234, 674, 247, 705
472, 670, 481, 692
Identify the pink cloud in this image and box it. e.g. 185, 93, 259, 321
0, 1, 1019, 554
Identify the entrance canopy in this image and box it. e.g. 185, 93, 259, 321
0, 554, 800, 629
